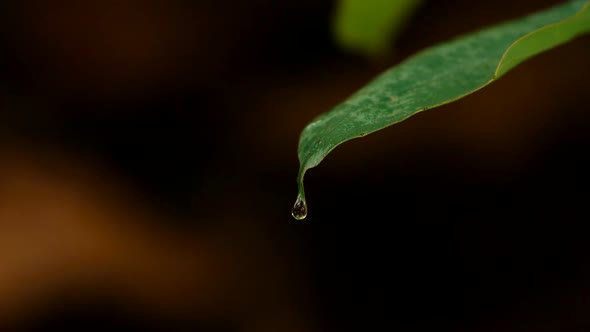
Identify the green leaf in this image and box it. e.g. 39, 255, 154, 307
293, 0, 590, 220
332, 0, 423, 57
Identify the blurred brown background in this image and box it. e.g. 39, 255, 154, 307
0, 0, 589, 331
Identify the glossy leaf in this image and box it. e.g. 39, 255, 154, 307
294, 0, 590, 220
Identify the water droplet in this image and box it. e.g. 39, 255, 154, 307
291, 196, 307, 220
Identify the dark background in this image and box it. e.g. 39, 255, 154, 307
0, 0, 589, 331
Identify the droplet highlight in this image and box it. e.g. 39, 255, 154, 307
291, 196, 307, 220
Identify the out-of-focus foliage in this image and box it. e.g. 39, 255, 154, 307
332, 0, 424, 57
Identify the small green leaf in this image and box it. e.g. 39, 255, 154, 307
294, 0, 590, 220
332, 0, 423, 57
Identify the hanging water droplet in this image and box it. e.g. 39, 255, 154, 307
291, 195, 307, 220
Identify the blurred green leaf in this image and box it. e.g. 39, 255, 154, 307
332, 0, 423, 57
294, 0, 590, 220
